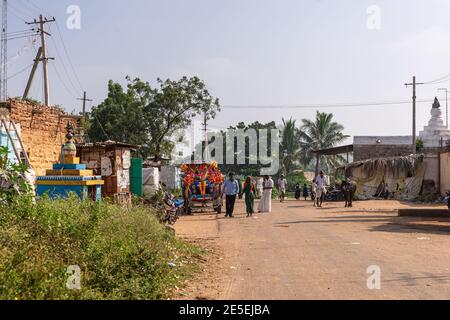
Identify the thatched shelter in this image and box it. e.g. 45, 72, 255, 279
343, 155, 425, 200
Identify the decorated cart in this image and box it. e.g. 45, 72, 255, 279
181, 161, 224, 214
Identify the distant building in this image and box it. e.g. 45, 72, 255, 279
353, 136, 414, 162
314, 98, 450, 197
419, 97, 450, 148
77, 141, 140, 203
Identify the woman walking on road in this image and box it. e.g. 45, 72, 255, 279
243, 176, 256, 217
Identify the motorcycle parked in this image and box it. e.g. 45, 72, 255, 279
162, 190, 184, 225
445, 190, 450, 210
157, 183, 185, 225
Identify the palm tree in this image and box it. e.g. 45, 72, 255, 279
280, 118, 301, 174
299, 111, 349, 174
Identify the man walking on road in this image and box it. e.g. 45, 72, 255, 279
278, 175, 288, 203
223, 172, 240, 218
258, 175, 274, 213
314, 171, 327, 207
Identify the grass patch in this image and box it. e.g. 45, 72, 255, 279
0, 195, 203, 300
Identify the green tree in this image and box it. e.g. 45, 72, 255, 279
416, 138, 424, 153
218, 121, 278, 177
88, 76, 221, 159
280, 118, 301, 174
299, 111, 349, 174
87, 81, 148, 148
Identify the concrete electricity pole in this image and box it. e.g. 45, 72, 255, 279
24, 15, 55, 106
78, 91, 93, 119
438, 88, 448, 128
405, 76, 424, 155
202, 110, 207, 163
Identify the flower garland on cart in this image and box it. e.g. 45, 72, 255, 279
181, 162, 224, 199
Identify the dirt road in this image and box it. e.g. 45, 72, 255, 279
175, 199, 450, 300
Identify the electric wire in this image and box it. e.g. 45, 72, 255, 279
221, 99, 435, 109
7, 62, 33, 80
54, 21, 84, 92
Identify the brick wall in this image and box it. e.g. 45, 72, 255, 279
4, 99, 80, 175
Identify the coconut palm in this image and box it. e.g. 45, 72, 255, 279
280, 118, 301, 174
299, 111, 349, 174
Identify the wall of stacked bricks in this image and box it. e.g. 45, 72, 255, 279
6, 99, 79, 176
353, 145, 415, 162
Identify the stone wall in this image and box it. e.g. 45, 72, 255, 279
353, 136, 414, 162
3, 99, 80, 175
353, 144, 415, 162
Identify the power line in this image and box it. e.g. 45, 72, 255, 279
8, 1, 34, 21
25, 10, 85, 96
0, 2, 29, 23
5, 33, 39, 41
24, 0, 49, 17
423, 73, 450, 85
54, 20, 84, 92
49, 62, 78, 99
24, 15, 55, 105
15, 0, 39, 17
6, 28, 36, 35
78, 91, 93, 118
221, 99, 435, 109
405, 76, 425, 155
7, 35, 37, 62
47, 24, 81, 96
7, 61, 33, 80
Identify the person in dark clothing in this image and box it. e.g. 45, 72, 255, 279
302, 183, 309, 200
222, 172, 239, 218
295, 183, 301, 200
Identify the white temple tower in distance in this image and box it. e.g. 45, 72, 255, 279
419, 97, 450, 147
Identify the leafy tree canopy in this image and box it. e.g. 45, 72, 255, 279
299, 111, 349, 174
87, 76, 221, 159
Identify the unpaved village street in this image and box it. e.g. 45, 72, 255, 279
175, 199, 450, 300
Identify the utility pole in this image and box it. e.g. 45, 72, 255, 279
438, 88, 448, 128
202, 110, 207, 162
0, 0, 7, 102
23, 47, 42, 99
24, 15, 55, 106
77, 91, 93, 119
405, 76, 424, 154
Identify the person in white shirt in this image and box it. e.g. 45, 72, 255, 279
314, 171, 327, 207
258, 175, 274, 213
277, 175, 288, 203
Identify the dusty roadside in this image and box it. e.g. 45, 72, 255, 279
174, 199, 450, 300
173, 213, 226, 300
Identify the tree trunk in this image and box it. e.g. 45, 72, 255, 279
315, 154, 320, 177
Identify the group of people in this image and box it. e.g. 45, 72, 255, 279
221, 171, 331, 217
222, 173, 274, 218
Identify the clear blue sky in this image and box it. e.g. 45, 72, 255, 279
6, 0, 450, 141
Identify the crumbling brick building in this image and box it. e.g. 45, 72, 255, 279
1, 99, 81, 175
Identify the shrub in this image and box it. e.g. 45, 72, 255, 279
0, 146, 33, 205
0, 196, 202, 300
